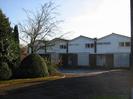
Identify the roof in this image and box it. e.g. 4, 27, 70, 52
98, 33, 130, 40
70, 35, 94, 41
51, 38, 69, 42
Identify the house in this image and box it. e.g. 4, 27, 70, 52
32, 38, 68, 65
68, 35, 95, 66
28, 33, 131, 68
47, 38, 68, 65
96, 33, 130, 67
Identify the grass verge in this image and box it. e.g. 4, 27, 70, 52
89, 95, 129, 99
0, 75, 64, 93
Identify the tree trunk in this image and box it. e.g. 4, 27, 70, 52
30, 46, 34, 54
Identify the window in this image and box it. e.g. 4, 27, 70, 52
60, 45, 67, 49
90, 43, 94, 48
119, 42, 125, 47
85, 43, 90, 48
125, 42, 131, 47
85, 43, 94, 48
119, 42, 131, 47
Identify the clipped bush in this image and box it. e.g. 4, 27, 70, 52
0, 62, 12, 80
19, 54, 49, 78
44, 58, 62, 76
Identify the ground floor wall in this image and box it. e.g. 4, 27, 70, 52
96, 54, 114, 67
78, 53, 89, 66
39, 53, 60, 65
94, 53, 130, 68
59, 53, 78, 66
114, 53, 130, 67
39, 53, 130, 68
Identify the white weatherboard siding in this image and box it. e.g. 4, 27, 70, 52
36, 39, 68, 54
97, 33, 130, 68
114, 53, 130, 67
48, 41, 67, 53
78, 53, 89, 66
30, 33, 131, 68
97, 33, 130, 54
69, 36, 94, 66
69, 36, 94, 53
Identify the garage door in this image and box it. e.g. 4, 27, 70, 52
114, 53, 130, 67
78, 53, 89, 66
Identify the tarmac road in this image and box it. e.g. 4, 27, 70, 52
0, 69, 130, 99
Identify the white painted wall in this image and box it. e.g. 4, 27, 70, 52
97, 34, 131, 54
47, 40, 67, 53
30, 33, 131, 67
36, 39, 68, 54
69, 36, 94, 53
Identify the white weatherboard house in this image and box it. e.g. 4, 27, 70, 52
47, 38, 68, 64
34, 38, 68, 65
68, 36, 95, 66
96, 33, 130, 67
29, 33, 131, 68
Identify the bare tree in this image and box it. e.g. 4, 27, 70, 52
19, 2, 63, 53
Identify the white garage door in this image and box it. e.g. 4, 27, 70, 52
78, 53, 89, 66
96, 55, 106, 66
114, 53, 130, 67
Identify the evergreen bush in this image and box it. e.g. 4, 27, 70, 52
0, 62, 12, 80
19, 54, 49, 78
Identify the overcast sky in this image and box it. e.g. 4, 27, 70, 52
0, 0, 131, 42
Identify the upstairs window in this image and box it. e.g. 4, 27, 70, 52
119, 42, 130, 47
119, 42, 125, 47
85, 43, 90, 48
90, 43, 94, 48
85, 43, 94, 48
125, 42, 131, 47
60, 45, 67, 49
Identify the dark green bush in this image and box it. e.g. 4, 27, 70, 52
19, 54, 49, 78
0, 62, 12, 80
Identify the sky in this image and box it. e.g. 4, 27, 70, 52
0, 0, 131, 43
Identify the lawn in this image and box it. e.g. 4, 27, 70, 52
0, 75, 64, 94
89, 95, 129, 99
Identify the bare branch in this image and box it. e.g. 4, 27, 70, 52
19, 1, 65, 53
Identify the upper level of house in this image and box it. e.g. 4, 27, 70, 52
97, 33, 131, 54
30, 33, 131, 54
68, 36, 95, 53
47, 38, 68, 53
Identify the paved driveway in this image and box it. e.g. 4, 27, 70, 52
0, 69, 130, 99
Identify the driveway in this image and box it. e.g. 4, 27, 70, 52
0, 69, 130, 99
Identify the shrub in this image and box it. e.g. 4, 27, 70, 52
0, 62, 12, 80
44, 58, 62, 76
19, 54, 49, 78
